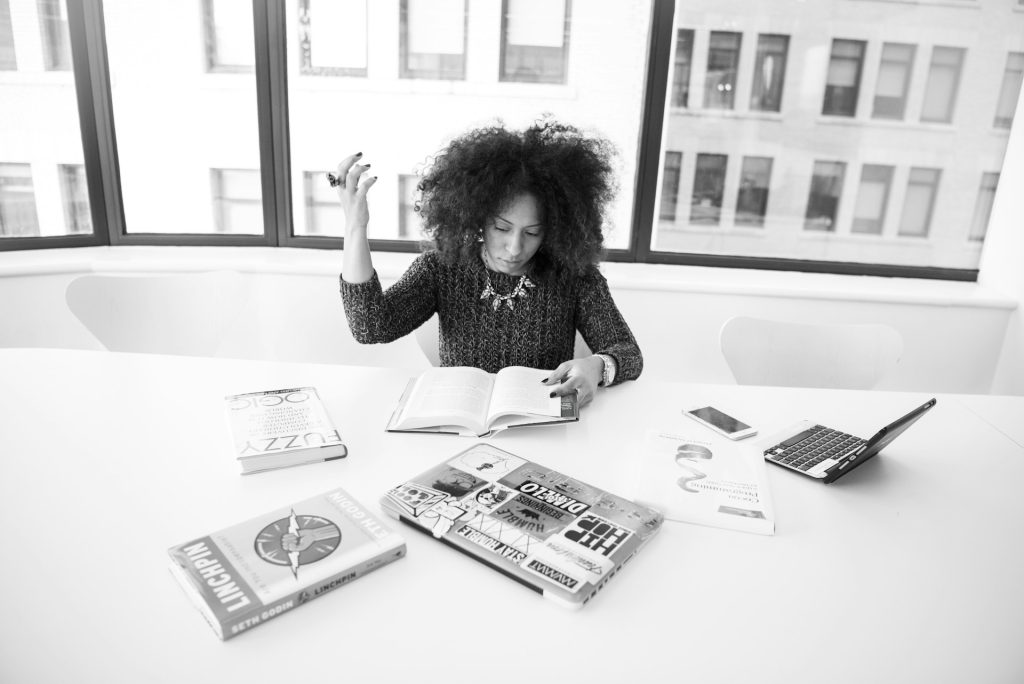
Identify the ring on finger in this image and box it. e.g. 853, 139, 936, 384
327, 172, 344, 189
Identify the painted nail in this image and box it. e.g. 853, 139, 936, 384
549, 392, 556, 398
363, 164, 371, 168
356, 151, 363, 156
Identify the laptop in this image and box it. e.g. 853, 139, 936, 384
380, 443, 664, 609
755, 397, 937, 484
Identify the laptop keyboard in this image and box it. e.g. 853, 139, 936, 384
765, 425, 865, 473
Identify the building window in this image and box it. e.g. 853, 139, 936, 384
872, 43, 915, 120
500, 0, 570, 84
851, 164, 893, 235
750, 34, 788, 112
994, 52, 1024, 129
38, 0, 71, 71
0, 164, 40, 237
898, 167, 941, 237
823, 39, 866, 117
735, 156, 772, 226
58, 164, 91, 235
704, 31, 741, 110
804, 161, 846, 231
301, 171, 341, 236
298, 0, 367, 77
920, 46, 964, 123
691, 153, 727, 225
202, 0, 255, 73
659, 151, 682, 221
210, 169, 262, 234
671, 29, 694, 107
400, 0, 467, 80
398, 174, 419, 238
968, 172, 999, 242
1, 0, 16, 70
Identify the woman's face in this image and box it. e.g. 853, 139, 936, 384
482, 192, 544, 276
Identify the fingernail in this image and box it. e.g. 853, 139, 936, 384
549, 392, 555, 398
372, 176, 377, 180
363, 164, 371, 168
356, 152, 363, 156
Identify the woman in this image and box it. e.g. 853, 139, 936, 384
334, 119, 641, 406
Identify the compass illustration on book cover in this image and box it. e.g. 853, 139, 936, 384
254, 509, 341, 579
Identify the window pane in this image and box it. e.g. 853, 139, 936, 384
286, 0, 651, 249
501, 0, 569, 84
659, 151, 682, 221
968, 172, 999, 242
705, 31, 740, 110
401, 0, 466, 80
652, 1, 1021, 271
104, 0, 262, 235
735, 156, 772, 226
994, 52, 1023, 129
671, 29, 694, 107
921, 46, 964, 123
750, 34, 788, 112
0, 0, 92, 239
691, 153, 727, 225
299, 0, 367, 77
851, 164, 893, 234
873, 43, 914, 120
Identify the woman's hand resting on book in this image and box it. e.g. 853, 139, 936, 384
542, 356, 605, 408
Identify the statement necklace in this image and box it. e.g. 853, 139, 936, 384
481, 273, 535, 311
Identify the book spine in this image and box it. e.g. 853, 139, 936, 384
218, 542, 406, 640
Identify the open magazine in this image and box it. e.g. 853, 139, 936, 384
386, 366, 579, 437
632, 431, 776, 535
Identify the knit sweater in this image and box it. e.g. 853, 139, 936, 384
339, 251, 642, 385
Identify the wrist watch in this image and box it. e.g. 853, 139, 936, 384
595, 353, 617, 387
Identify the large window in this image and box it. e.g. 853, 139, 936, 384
750, 35, 787, 113
0, 164, 39, 237
400, 0, 466, 81
872, 43, 914, 120
920, 46, 964, 124
298, 0, 367, 77
735, 157, 772, 226
659, 151, 682, 221
704, 31, 740, 110
995, 52, 1024, 130
823, 39, 865, 117
671, 29, 693, 108
500, 0, 570, 84
1, 0, 16, 70
851, 164, 893, 235
898, 168, 941, 238
805, 161, 846, 232
38, 0, 71, 71
691, 153, 727, 225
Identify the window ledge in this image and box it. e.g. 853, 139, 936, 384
0, 245, 1014, 311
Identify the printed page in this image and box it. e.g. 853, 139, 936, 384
395, 367, 494, 434
487, 366, 563, 424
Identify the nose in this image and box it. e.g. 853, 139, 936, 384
506, 231, 523, 258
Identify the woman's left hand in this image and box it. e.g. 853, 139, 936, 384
542, 356, 604, 408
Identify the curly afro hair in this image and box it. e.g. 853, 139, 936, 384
416, 118, 618, 277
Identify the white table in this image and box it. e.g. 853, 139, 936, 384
1, 349, 1022, 684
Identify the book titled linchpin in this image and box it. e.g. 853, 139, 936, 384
225, 386, 347, 474
167, 488, 406, 640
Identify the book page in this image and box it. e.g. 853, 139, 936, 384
487, 366, 563, 424
395, 367, 494, 433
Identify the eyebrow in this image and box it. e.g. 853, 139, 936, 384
495, 215, 544, 230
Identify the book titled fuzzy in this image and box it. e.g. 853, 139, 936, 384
168, 488, 405, 640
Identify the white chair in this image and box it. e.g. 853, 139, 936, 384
414, 313, 592, 367
65, 271, 246, 357
719, 315, 904, 390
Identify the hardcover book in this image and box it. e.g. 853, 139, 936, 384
632, 431, 776, 535
225, 387, 347, 474
386, 366, 578, 437
167, 488, 406, 640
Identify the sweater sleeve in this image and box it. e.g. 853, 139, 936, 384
339, 252, 438, 344
574, 267, 643, 384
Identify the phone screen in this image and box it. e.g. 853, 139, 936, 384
688, 406, 751, 434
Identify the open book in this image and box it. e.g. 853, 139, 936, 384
386, 366, 579, 437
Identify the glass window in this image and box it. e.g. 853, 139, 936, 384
735, 156, 772, 226
872, 43, 915, 120
302, 170, 341, 236
298, 0, 367, 77
920, 46, 964, 123
58, 164, 91, 235
898, 167, 941, 237
691, 153, 727, 225
500, 0, 570, 84
750, 34, 788, 112
202, 0, 254, 73
38, 0, 71, 71
705, 31, 741, 110
104, 0, 262, 235
851, 164, 893, 235
0, 164, 40, 237
804, 161, 846, 231
823, 39, 866, 117
398, 174, 419, 238
659, 151, 682, 221
994, 52, 1023, 129
671, 29, 694, 107
0, 0, 15, 70
968, 172, 999, 242
210, 169, 262, 234
400, 0, 466, 80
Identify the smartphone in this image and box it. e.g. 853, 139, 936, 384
683, 405, 758, 440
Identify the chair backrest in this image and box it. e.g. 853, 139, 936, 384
65, 271, 245, 357
719, 315, 904, 390
414, 314, 593, 367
